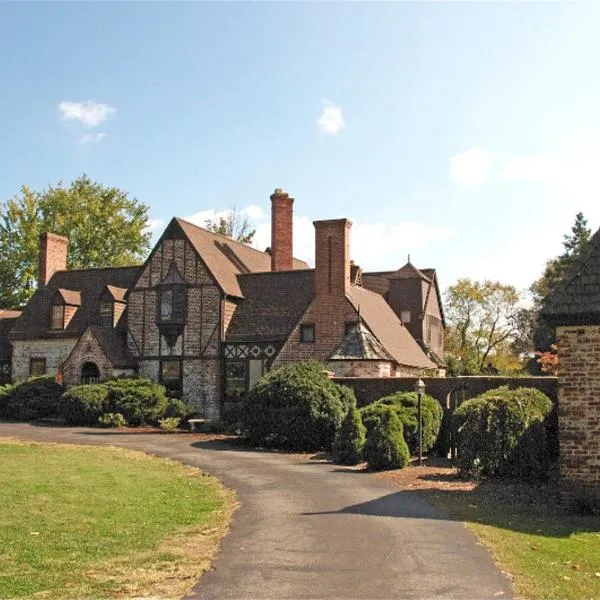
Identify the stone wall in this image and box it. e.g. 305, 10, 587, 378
334, 375, 558, 408
12, 338, 77, 381
556, 325, 600, 500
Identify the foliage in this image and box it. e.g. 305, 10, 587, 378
525, 212, 592, 370
534, 344, 559, 375
164, 397, 193, 420
204, 206, 255, 244
60, 384, 109, 425
0, 440, 232, 599
363, 406, 410, 471
103, 378, 168, 426
332, 404, 366, 465
241, 360, 348, 450
97, 412, 127, 428
0, 175, 150, 308
444, 279, 522, 374
360, 391, 443, 455
158, 417, 181, 431
0, 377, 63, 421
454, 386, 554, 480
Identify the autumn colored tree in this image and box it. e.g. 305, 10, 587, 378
0, 175, 150, 308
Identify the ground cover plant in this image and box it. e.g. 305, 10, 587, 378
0, 439, 235, 599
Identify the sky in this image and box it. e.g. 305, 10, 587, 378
2, 2, 600, 296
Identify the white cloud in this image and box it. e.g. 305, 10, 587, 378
58, 100, 117, 128
80, 132, 106, 144
449, 148, 493, 187
244, 205, 264, 220
318, 100, 345, 135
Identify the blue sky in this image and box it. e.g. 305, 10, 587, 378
2, 2, 600, 294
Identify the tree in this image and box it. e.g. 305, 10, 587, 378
204, 206, 255, 244
0, 175, 150, 308
444, 279, 521, 374
526, 212, 592, 367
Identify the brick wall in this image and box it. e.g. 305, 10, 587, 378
334, 375, 558, 408
556, 325, 600, 499
39, 233, 68, 288
270, 189, 294, 272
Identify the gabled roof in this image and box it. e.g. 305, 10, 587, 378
226, 270, 315, 342
10, 266, 140, 340
88, 326, 136, 368
389, 262, 431, 282
542, 227, 600, 325
329, 321, 395, 362
175, 218, 309, 298
346, 286, 437, 370
56, 289, 81, 306
105, 285, 128, 302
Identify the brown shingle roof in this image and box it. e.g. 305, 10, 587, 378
89, 326, 136, 368
105, 285, 128, 302
226, 270, 315, 342
347, 286, 437, 370
56, 289, 81, 306
176, 218, 309, 298
10, 266, 140, 340
542, 227, 600, 325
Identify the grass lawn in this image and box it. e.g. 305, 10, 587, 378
0, 438, 236, 599
424, 475, 600, 600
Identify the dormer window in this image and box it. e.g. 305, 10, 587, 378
51, 304, 64, 329
99, 301, 113, 327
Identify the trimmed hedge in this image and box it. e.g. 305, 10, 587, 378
0, 377, 64, 421
60, 384, 108, 426
241, 360, 352, 450
333, 404, 366, 465
363, 406, 410, 471
454, 386, 554, 480
360, 392, 443, 455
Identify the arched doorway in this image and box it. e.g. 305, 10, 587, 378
81, 362, 100, 384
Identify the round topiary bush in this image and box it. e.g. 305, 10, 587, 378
103, 378, 169, 426
453, 386, 554, 480
333, 404, 366, 465
360, 391, 442, 455
60, 384, 109, 425
241, 360, 350, 450
363, 406, 410, 471
0, 377, 64, 422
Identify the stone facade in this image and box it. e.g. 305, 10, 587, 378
127, 231, 222, 416
12, 338, 76, 381
556, 325, 600, 498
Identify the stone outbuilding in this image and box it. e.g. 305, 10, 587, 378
543, 227, 600, 505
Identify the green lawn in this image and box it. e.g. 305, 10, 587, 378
427, 481, 600, 600
0, 439, 235, 599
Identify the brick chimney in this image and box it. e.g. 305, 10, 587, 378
314, 219, 352, 297
39, 232, 68, 288
270, 188, 294, 272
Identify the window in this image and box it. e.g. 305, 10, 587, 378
51, 304, 64, 329
81, 362, 100, 384
400, 310, 411, 324
345, 322, 358, 336
161, 360, 182, 397
225, 360, 246, 400
159, 287, 186, 323
300, 323, 315, 343
30, 358, 46, 376
99, 301, 113, 327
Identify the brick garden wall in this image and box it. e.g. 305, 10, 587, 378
334, 375, 558, 408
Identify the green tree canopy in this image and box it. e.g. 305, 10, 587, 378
0, 175, 150, 308
204, 206, 255, 244
444, 279, 521, 374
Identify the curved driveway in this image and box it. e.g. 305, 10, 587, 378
1, 423, 512, 600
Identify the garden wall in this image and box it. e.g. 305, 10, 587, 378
333, 376, 558, 409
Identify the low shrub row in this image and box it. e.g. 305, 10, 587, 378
0, 376, 191, 428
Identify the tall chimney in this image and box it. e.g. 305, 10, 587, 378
39, 232, 68, 288
270, 188, 294, 272
314, 219, 352, 297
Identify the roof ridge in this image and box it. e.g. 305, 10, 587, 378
54, 265, 141, 274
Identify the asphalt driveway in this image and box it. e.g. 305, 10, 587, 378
1, 423, 512, 600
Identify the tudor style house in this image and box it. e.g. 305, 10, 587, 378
3, 189, 446, 419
